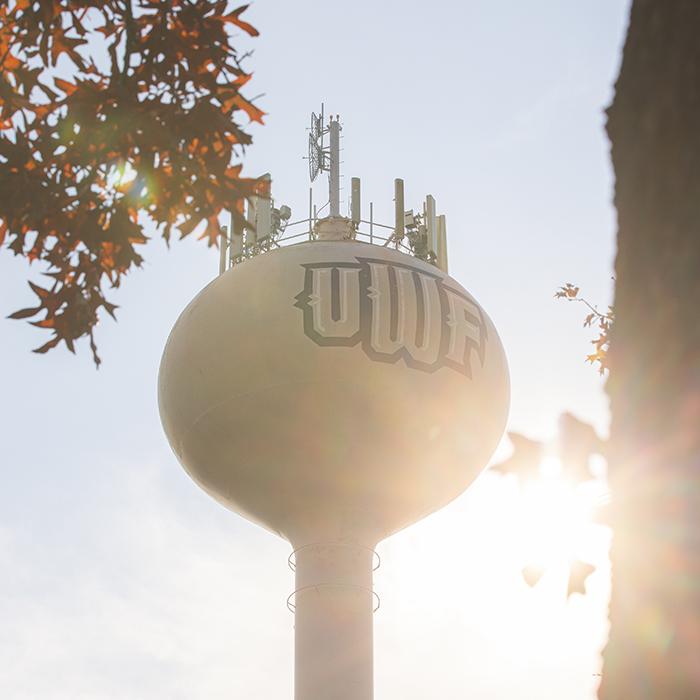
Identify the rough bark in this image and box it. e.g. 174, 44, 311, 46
600, 1, 700, 699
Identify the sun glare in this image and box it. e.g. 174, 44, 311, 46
517, 473, 591, 567
378, 451, 611, 669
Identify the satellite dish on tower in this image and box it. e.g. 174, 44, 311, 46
310, 110, 322, 143
308, 108, 325, 183
308, 132, 321, 182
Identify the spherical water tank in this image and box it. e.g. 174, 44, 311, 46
158, 240, 509, 548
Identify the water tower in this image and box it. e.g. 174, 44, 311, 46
158, 107, 510, 700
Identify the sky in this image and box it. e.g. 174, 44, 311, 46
0, 1, 631, 698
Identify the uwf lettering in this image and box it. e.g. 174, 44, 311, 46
294, 257, 487, 378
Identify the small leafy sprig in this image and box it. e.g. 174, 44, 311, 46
556, 283, 613, 375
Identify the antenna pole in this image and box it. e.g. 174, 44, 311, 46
329, 118, 341, 217
256, 173, 272, 243
229, 208, 243, 263
425, 195, 437, 262
309, 188, 313, 240
218, 225, 228, 276
437, 214, 448, 273
351, 178, 361, 227
394, 179, 405, 242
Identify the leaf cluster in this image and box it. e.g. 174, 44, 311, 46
521, 555, 596, 600
1, 0, 267, 364
555, 283, 614, 375
492, 416, 606, 599
491, 413, 606, 484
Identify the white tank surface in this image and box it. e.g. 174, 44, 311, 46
158, 239, 510, 550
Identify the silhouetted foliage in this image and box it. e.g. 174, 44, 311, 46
566, 555, 596, 599
0, 0, 266, 364
521, 557, 596, 600
521, 564, 546, 588
492, 415, 605, 485
490, 432, 544, 480
496, 415, 605, 601
558, 412, 606, 483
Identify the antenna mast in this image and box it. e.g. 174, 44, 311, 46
309, 105, 342, 218
328, 116, 341, 216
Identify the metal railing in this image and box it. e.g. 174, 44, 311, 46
222, 215, 434, 271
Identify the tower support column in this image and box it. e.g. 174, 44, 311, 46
293, 542, 375, 700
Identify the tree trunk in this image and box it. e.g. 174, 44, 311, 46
600, 2, 700, 699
